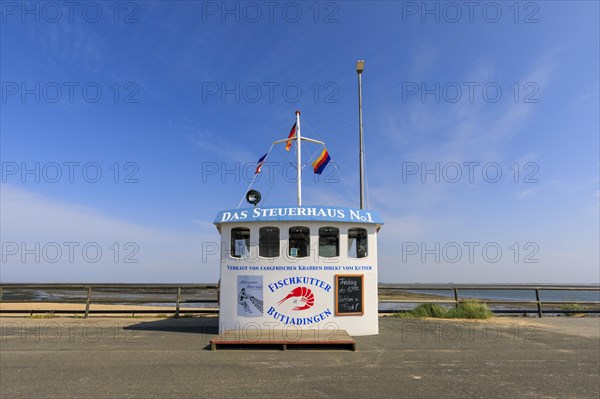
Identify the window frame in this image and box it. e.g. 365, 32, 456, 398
318, 226, 340, 258
259, 226, 280, 258
348, 227, 368, 258
230, 227, 250, 258
288, 226, 310, 258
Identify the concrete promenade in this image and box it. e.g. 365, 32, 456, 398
1, 316, 598, 398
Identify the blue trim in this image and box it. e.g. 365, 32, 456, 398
214, 206, 383, 225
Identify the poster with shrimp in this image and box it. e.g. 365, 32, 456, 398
237, 275, 264, 317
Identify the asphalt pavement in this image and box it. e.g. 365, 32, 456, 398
1, 316, 598, 398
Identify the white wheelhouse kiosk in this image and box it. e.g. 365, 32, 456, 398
214, 111, 383, 336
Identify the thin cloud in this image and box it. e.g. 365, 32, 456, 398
0, 184, 220, 282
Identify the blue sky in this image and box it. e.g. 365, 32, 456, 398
1, 1, 598, 283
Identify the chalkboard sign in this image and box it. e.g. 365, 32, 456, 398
335, 274, 364, 316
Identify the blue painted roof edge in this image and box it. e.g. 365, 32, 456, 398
214, 206, 384, 225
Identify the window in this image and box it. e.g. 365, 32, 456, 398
230, 228, 250, 258
259, 226, 280, 257
289, 226, 310, 258
319, 227, 339, 258
348, 228, 368, 258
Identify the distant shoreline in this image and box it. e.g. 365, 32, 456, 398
0, 302, 216, 316
1, 288, 597, 315
0, 290, 447, 316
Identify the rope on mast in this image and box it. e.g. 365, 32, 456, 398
236, 142, 275, 209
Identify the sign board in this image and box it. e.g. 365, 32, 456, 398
214, 206, 384, 225
335, 274, 364, 316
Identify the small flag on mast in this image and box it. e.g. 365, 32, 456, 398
255, 153, 267, 174
285, 122, 296, 151
312, 148, 331, 175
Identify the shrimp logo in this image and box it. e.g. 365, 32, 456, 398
277, 286, 314, 311
267, 277, 332, 325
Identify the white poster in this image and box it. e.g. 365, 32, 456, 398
237, 275, 263, 317
234, 239, 248, 257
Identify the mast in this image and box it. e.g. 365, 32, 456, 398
260, 110, 325, 208
356, 60, 365, 209
295, 110, 302, 206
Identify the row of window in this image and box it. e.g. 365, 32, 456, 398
231, 226, 368, 259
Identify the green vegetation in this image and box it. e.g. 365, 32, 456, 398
29, 311, 56, 319
395, 300, 493, 319
562, 303, 586, 316
446, 300, 493, 319
396, 303, 449, 318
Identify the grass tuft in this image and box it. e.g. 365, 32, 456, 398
395, 303, 449, 318
413, 303, 449, 318
30, 311, 56, 319
395, 300, 493, 319
446, 300, 493, 319
562, 303, 586, 317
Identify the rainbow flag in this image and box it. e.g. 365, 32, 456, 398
285, 122, 296, 151
312, 148, 331, 175
255, 153, 267, 174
